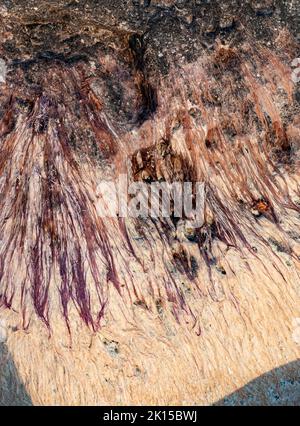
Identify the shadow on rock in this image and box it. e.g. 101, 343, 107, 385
215, 360, 300, 406
0, 343, 32, 406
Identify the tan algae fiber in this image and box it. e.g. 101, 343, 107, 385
0, 0, 300, 405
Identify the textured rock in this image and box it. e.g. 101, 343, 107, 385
0, 0, 299, 406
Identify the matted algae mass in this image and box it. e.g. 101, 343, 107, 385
0, 0, 299, 405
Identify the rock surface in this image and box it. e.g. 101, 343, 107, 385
0, 0, 299, 406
